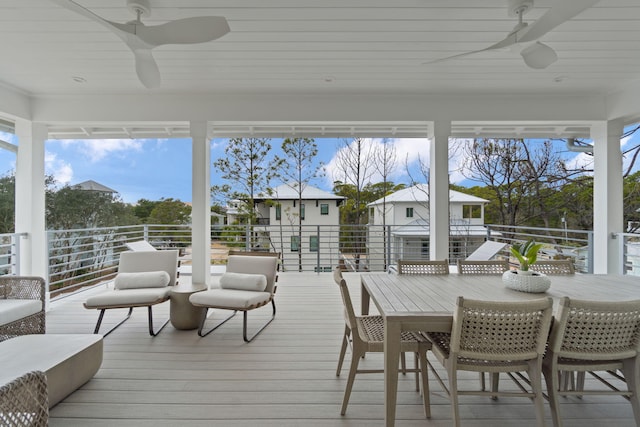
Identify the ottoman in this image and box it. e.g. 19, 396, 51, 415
0, 334, 103, 407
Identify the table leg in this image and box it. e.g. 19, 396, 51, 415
384, 317, 401, 427
361, 277, 371, 315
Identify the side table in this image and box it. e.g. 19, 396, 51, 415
170, 283, 207, 330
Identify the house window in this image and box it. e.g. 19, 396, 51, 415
320, 203, 329, 215
310, 235, 319, 252
462, 204, 481, 219
301, 204, 305, 220
406, 207, 414, 218
275, 204, 281, 220
291, 236, 300, 252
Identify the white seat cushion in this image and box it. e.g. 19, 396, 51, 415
0, 300, 42, 326
219, 272, 267, 292
114, 271, 170, 290
84, 287, 172, 309
189, 288, 271, 310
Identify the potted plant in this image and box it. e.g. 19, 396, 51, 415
503, 240, 551, 293
510, 240, 543, 274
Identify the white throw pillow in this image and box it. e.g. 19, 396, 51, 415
114, 271, 170, 290
219, 272, 267, 292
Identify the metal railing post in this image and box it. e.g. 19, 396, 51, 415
143, 224, 149, 242
245, 224, 251, 251
618, 232, 627, 275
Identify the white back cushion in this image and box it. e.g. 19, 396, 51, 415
114, 271, 170, 290
219, 272, 267, 292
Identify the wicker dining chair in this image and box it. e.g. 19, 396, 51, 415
531, 259, 575, 275
457, 259, 510, 275
333, 267, 432, 418
425, 296, 553, 427
397, 259, 449, 275
0, 371, 48, 427
543, 297, 640, 427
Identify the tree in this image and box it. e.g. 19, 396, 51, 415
148, 198, 191, 225
373, 139, 397, 268
280, 137, 321, 271
132, 199, 160, 223
0, 174, 15, 234
212, 138, 282, 225
332, 138, 377, 225
460, 139, 574, 228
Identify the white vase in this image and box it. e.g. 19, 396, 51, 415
502, 270, 551, 293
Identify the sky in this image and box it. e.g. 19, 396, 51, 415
0, 129, 638, 205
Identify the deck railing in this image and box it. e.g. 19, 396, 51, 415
2, 223, 637, 297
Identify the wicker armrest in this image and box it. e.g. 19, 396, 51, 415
0, 277, 46, 303
0, 371, 49, 426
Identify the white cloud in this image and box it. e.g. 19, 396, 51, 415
45, 151, 73, 185
59, 138, 144, 162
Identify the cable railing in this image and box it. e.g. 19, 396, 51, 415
2, 223, 636, 298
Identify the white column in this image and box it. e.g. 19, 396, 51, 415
190, 121, 211, 285
14, 120, 48, 280
429, 121, 451, 260
592, 119, 624, 274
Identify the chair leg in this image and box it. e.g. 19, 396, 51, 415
527, 361, 546, 427
622, 358, 640, 427
418, 349, 431, 418
341, 346, 362, 415
147, 306, 170, 336
336, 325, 351, 376
243, 300, 277, 342
448, 366, 461, 427
197, 308, 238, 337
93, 307, 133, 337
543, 362, 563, 427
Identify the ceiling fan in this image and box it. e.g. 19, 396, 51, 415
424, 0, 600, 69
51, 0, 230, 88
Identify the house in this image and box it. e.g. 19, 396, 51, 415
252, 184, 345, 271
367, 184, 490, 267
72, 180, 117, 194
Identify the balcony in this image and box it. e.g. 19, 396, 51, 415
43, 271, 637, 426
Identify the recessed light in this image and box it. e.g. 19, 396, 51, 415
72, 76, 87, 83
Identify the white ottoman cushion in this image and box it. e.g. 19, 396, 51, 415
0, 334, 103, 408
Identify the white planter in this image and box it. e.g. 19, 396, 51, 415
502, 270, 551, 293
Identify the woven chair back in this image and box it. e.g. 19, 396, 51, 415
457, 260, 510, 275
397, 259, 449, 275
532, 260, 575, 275
550, 297, 640, 360
452, 296, 553, 361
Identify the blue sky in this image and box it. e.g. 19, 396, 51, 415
0, 129, 638, 204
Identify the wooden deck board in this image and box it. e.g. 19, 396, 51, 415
43, 272, 637, 426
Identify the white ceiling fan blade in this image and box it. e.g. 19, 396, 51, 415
136, 16, 230, 47
424, 33, 517, 65
50, 0, 135, 39
133, 49, 161, 89
518, 0, 601, 43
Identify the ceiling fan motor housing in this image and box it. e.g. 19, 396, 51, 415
508, 0, 533, 17
127, 0, 151, 18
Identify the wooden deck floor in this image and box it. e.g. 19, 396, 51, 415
45, 272, 636, 426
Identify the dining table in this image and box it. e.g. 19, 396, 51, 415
359, 272, 640, 427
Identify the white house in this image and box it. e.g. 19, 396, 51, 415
251, 184, 345, 272
367, 184, 491, 268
